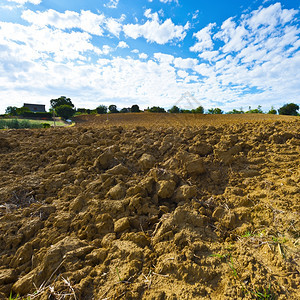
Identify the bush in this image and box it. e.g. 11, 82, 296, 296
226, 109, 244, 114
191, 106, 204, 114
207, 108, 223, 114
131, 104, 140, 113
168, 106, 181, 113
278, 103, 299, 116
22, 111, 52, 119
55, 105, 75, 120
148, 106, 166, 113
96, 105, 108, 114
0, 119, 43, 129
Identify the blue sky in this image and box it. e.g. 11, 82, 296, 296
0, 0, 299, 113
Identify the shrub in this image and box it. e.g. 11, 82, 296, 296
55, 105, 75, 120
278, 103, 299, 116
96, 105, 108, 114
148, 106, 166, 113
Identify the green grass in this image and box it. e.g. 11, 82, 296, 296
0, 118, 66, 129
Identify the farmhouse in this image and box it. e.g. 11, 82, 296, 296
23, 103, 46, 113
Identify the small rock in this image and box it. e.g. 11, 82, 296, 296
93, 150, 114, 169
157, 180, 176, 199
107, 183, 126, 200
0, 269, 17, 285
174, 185, 197, 202
139, 153, 155, 171
185, 158, 205, 175
69, 195, 87, 213
114, 217, 131, 233
212, 207, 225, 220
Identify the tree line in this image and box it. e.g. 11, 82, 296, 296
5, 96, 300, 120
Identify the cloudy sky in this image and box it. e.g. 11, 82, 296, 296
0, 0, 299, 113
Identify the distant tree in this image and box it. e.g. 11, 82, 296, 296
227, 109, 244, 114
246, 105, 263, 114
50, 96, 74, 109
191, 106, 204, 114
168, 105, 181, 113
268, 106, 277, 114
120, 108, 130, 113
96, 105, 107, 114
148, 106, 166, 113
16, 106, 31, 116
5, 106, 18, 115
181, 109, 191, 113
131, 104, 140, 113
207, 108, 223, 114
55, 105, 75, 120
278, 103, 299, 116
108, 104, 119, 113
77, 108, 87, 114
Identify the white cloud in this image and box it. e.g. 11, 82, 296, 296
6, 0, 41, 4
173, 57, 198, 69
21, 9, 124, 37
190, 23, 216, 52
104, 0, 119, 9
123, 9, 189, 44
22, 9, 106, 36
117, 41, 129, 48
160, 0, 178, 4
139, 53, 148, 59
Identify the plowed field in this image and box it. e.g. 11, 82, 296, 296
0, 113, 299, 299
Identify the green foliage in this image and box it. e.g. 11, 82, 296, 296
108, 104, 119, 113
148, 106, 166, 113
55, 105, 75, 120
5, 106, 18, 115
246, 105, 263, 114
0, 119, 43, 129
76, 108, 87, 114
96, 105, 108, 114
226, 109, 244, 114
207, 108, 223, 114
16, 106, 31, 116
278, 103, 299, 116
191, 106, 204, 114
168, 105, 181, 113
50, 96, 74, 109
131, 104, 140, 112
22, 111, 52, 119
42, 123, 51, 128
120, 107, 130, 113
268, 106, 277, 114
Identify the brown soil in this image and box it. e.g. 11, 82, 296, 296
0, 113, 299, 299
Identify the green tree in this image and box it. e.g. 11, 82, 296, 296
131, 104, 140, 113
96, 105, 107, 114
207, 108, 223, 114
108, 104, 119, 113
120, 108, 130, 113
50, 96, 74, 109
268, 106, 277, 114
168, 105, 181, 113
191, 106, 204, 114
16, 106, 31, 116
148, 106, 166, 113
278, 103, 299, 116
5, 106, 18, 115
55, 105, 75, 120
246, 105, 263, 114
227, 109, 244, 114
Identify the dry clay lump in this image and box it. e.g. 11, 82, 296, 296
0, 116, 299, 299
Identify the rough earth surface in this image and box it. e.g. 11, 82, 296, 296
0, 113, 299, 299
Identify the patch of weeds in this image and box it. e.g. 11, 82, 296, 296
9, 292, 19, 300
116, 266, 123, 282
227, 256, 238, 278
252, 284, 275, 300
